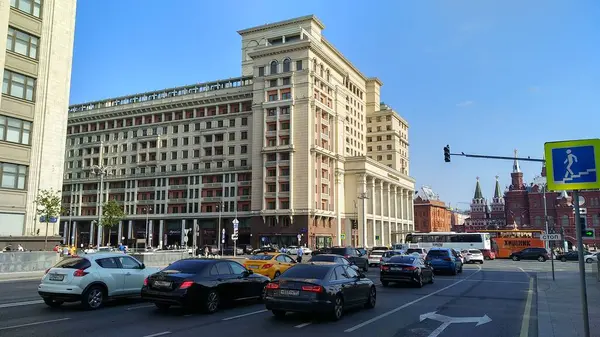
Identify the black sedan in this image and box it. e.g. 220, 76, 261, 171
264, 262, 376, 321
380, 255, 434, 287
141, 258, 270, 313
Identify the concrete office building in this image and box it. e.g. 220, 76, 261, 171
61, 15, 414, 249
0, 0, 77, 241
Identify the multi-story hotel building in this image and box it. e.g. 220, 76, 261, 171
0, 0, 77, 238
61, 15, 415, 249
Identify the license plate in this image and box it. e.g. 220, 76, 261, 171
279, 289, 299, 296
154, 281, 172, 288
248, 265, 259, 269
49, 274, 64, 281
390, 267, 401, 271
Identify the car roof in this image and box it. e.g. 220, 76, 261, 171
312, 254, 343, 258
427, 247, 451, 251
309, 261, 339, 265
77, 252, 129, 260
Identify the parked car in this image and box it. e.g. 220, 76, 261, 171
38, 253, 160, 309
141, 258, 269, 312
368, 250, 387, 266
379, 250, 404, 264
251, 246, 278, 255
481, 249, 496, 260
425, 247, 463, 275
380, 255, 434, 287
264, 262, 376, 321
509, 247, 549, 262
328, 247, 369, 272
557, 251, 582, 262
242, 253, 297, 279
462, 249, 485, 264
584, 252, 599, 263
405, 248, 428, 260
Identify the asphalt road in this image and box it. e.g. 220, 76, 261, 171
0, 259, 581, 337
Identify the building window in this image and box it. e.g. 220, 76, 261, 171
0, 115, 31, 145
2, 70, 36, 101
270, 61, 278, 75
283, 58, 291, 72
0, 162, 27, 189
258, 66, 264, 77
6, 27, 39, 59
296, 60, 303, 71
281, 92, 291, 100
10, 0, 42, 18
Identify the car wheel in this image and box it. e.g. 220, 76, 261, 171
81, 285, 104, 310
204, 290, 220, 314
364, 286, 376, 309
416, 275, 424, 288
272, 310, 286, 319
512, 256, 519, 261
586, 258, 594, 263
155, 303, 170, 311
479, 260, 484, 264
484, 256, 490, 260
381, 280, 389, 287
43, 298, 64, 308
330, 296, 344, 321
560, 257, 567, 262
429, 273, 434, 284
273, 271, 281, 279
459, 266, 463, 273
451, 267, 458, 275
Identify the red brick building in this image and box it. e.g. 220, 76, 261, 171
413, 195, 452, 233
462, 151, 600, 248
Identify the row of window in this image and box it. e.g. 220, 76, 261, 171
0, 115, 31, 145
2, 70, 36, 101
258, 58, 302, 77
10, 0, 42, 18
6, 26, 39, 59
0, 162, 28, 190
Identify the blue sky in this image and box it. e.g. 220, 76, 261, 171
69, 1, 600, 209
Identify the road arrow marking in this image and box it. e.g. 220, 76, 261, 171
420, 311, 492, 337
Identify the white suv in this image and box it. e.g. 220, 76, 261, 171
38, 253, 160, 310
462, 249, 485, 264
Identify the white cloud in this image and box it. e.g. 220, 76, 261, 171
456, 100, 474, 107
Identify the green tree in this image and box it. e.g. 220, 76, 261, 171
100, 199, 126, 246
34, 189, 63, 250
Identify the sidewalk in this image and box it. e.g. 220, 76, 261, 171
537, 265, 600, 337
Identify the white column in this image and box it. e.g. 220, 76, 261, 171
392, 186, 398, 243
117, 221, 123, 244
127, 220, 133, 240
335, 171, 343, 246
386, 184, 391, 245
63, 221, 68, 243
359, 174, 368, 248
180, 219, 186, 247
89, 222, 95, 246
379, 181, 384, 246
159, 219, 164, 249
370, 178, 376, 248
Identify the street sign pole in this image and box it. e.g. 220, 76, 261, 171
573, 190, 590, 337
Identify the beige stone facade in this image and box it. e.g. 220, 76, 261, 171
61, 15, 414, 249
0, 0, 77, 236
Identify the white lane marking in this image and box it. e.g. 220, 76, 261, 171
0, 300, 44, 308
295, 322, 312, 328
0, 317, 71, 331
519, 277, 534, 337
125, 304, 155, 311
143, 332, 171, 337
222, 309, 268, 321
433, 279, 529, 284
344, 266, 482, 333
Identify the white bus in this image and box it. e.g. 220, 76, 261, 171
404, 232, 491, 252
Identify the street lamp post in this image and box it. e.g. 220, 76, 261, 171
144, 206, 152, 248
67, 206, 73, 246
90, 141, 113, 247
217, 200, 223, 255
357, 192, 369, 248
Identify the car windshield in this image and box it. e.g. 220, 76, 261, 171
280, 265, 330, 279
427, 250, 449, 257
329, 248, 347, 255
370, 250, 385, 255
407, 249, 423, 254
162, 260, 209, 274
309, 255, 336, 262
383, 251, 401, 258
389, 256, 416, 264
247, 255, 274, 261
372, 246, 388, 251
53, 257, 91, 269
469, 250, 482, 254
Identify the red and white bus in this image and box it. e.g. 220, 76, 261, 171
405, 232, 492, 252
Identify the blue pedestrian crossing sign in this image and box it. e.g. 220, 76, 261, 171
544, 139, 600, 191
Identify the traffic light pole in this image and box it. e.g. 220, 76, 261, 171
572, 190, 591, 337
448, 151, 545, 163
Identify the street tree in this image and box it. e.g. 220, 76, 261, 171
34, 189, 63, 250
100, 199, 126, 246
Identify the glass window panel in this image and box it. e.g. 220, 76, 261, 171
10, 0, 16, 7
17, 174, 25, 189
6, 127, 20, 142
21, 129, 30, 144
25, 84, 34, 100
20, 0, 32, 14
33, 1, 41, 17
30, 38, 38, 59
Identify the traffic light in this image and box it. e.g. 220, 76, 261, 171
351, 220, 358, 230
578, 217, 595, 238
444, 145, 451, 162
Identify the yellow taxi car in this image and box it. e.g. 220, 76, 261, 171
243, 253, 297, 279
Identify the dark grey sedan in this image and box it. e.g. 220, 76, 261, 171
380, 255, 434, 287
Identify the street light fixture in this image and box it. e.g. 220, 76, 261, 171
89, 141, 113, 247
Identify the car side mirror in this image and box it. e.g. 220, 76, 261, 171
140, 263, 146, 269
243, 269, 253, 276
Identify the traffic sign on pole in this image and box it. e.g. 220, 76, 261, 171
544, 139, 600, 191
231, 233, 238, 241
541, 233, 562, 241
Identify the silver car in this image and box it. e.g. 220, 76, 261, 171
379, 250, 405, 264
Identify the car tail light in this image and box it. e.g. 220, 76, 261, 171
443, 257, 452, 262
344, 254, 351, 259
179, 281, 194, 289
73, 269, 88, 277
143, 277, 149, 286
45, 268, 50, 275
301, 285, 323, 293
262, 264, 273, 269
404, 266, 417, 271
381, 265, 390, 271
266, 282, 280, 290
